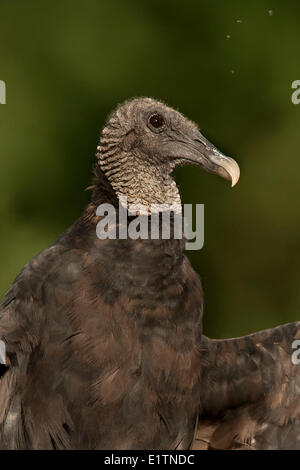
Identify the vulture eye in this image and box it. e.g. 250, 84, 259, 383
149, 114, 164, 130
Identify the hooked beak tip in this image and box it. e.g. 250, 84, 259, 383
209, 153, 240, 188
230, 165, 240, 187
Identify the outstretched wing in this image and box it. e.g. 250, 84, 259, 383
0, 289, 23, 449
0, 243, 77, 450
194, 322, 300, 450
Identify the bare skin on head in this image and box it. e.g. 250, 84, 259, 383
96, 98, 240, 212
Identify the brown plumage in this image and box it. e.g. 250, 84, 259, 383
0, 97, 299, 450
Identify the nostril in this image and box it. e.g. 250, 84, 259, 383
193, 137, 209, 151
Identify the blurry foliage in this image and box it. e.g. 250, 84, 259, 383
0, 0, 300, 337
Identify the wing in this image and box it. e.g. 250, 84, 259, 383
0, 287, 26, 449
193, 322, 300, 450
0, 243, 77, 449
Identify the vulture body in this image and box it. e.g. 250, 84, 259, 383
0, 98, 299, 450
0, 213, 203, 449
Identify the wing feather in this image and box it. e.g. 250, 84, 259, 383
195, 322, 300, 449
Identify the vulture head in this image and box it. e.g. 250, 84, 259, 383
96, 97, 240, 210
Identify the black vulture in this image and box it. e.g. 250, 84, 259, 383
0, 98, 299, 450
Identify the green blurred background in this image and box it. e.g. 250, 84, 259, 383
0, 0, 299, 338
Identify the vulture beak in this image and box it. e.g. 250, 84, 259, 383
183, 132, 240, 187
